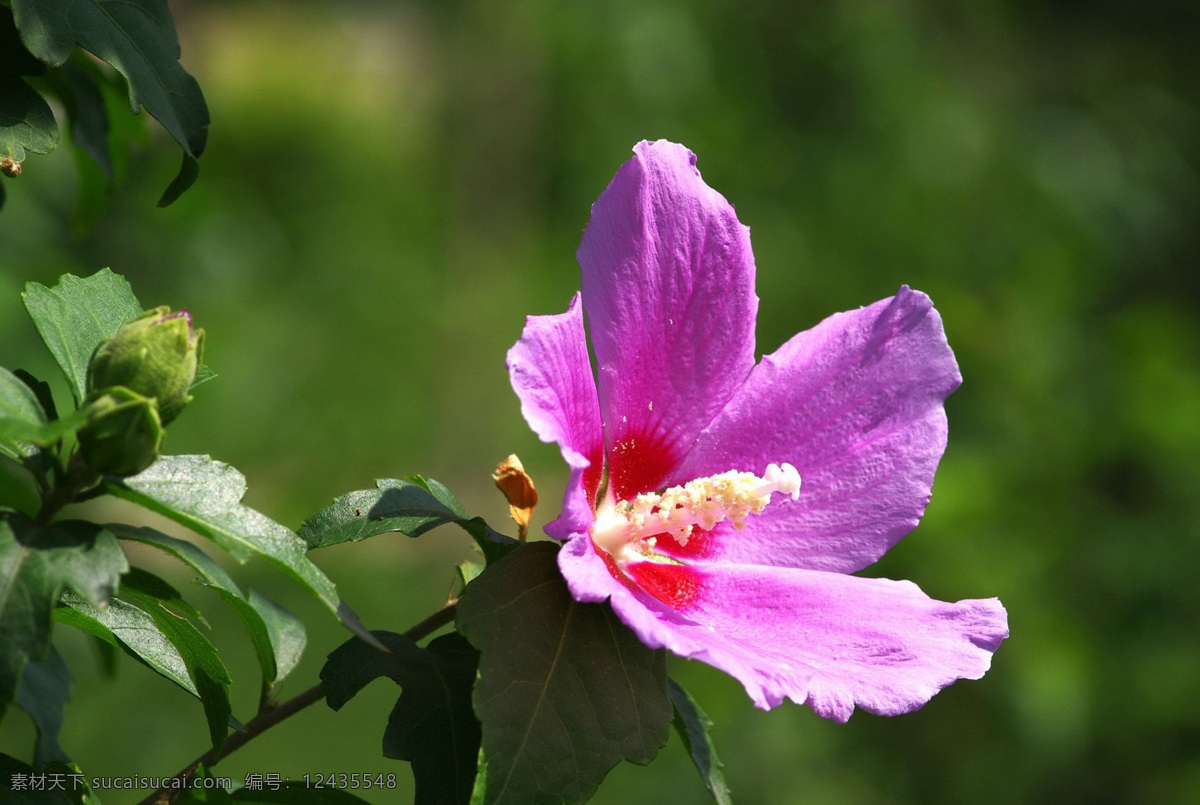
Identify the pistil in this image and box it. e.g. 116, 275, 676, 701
591, 463, 801, 564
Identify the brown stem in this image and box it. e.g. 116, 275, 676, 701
137, 603, 459, 805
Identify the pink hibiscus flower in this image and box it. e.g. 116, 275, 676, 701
506, 140, 1008, 721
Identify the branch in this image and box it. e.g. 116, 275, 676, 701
138, 603, 459, 805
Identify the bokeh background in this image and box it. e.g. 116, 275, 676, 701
2, 1, 1199, 803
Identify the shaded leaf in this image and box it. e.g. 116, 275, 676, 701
0, 455, 41, 516
668, 677, 733, 805
60, 56, 114, 181
0, 366, 45, 434
456, 541, 672, 805
0, 753, 75, 804
322, 631, 481, 805
56, 583, 232, 753
0, 75, 59, 165
44, 761, 102, 805
15, 646, 72, 767
158, 152, 199, 207
21, 269, 143, 404
10, 0, 209, 199
0, 514, 127, 723
0, 6, 45, 77
300, 476, 517, 566
113, 525, 305, 702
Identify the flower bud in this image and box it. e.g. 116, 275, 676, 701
493, 454, 538, 541
77, 387, 164, 477
87, 306, 204, 425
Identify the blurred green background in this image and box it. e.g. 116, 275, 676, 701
2, 0, 1199, 803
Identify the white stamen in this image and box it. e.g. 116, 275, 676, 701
590, 463, 801, 564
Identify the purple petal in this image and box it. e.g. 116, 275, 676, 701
506, 294, 603, 538
674, 287, 961, 573
578, 140, 758, 501
559, 536, 1007, 719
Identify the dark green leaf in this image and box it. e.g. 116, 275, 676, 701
111, 524, 303, 702
60, 56, 113, 181
21, 269, 143, 404
0, 514, 127, 723
13, 370, 59, 424
118, 565, 207, 626
231, 786, 375, 804
322, 631, 481, 805
0, 75, 59, 165
1, 6, 45, 76
15, 646, 72, 767
10, 0, 209, 162
248, 589, 305, 689
54, 596, 191, 692
0, 753, 75, 804
108, 455, 339, 610
300, 477, 517, 565
57, 583, 232, 753
44, 761, 102, 805
157, 151, 199, 207
456, 541, 672, 805
668, 678, 733, 805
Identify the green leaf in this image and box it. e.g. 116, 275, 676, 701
44, 761, 102, 805
1, 5, 46, 77
21, 269, 143, 405
0, 74, 59, 165
0, 514, 127, 723
0, 753, 76, 803
157, 152, 199, 207
109, 455, 337, 607
248, 590, 305, 688
57, 582, 232, 753
54, 596, 192, 693
117, 583, 230, 752
113, 525, 306, 704
107, 455, 377, 647
322, 631, 481, 805
300, 477, 517, 563
10, 0, 209, 201
1, 455, 41, 516
15, 646, 72, 767
60, 56, 114, 181
668, 678, 733, 805
456, 542, 672, 805
0, 365, 50, 456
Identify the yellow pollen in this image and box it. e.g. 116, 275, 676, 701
590, 463, 801, 563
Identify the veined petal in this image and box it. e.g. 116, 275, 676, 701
579, 140, 758, 501
558, 536, 1007, 720
506, 294, 604, 537
674, 287, 961, 573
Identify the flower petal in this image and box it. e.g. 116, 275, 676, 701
674, 287, 961, 573
559, 536, 1007, 720
506, 294, 603, 538
578, 140, 758, 500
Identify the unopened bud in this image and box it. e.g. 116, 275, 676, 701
77, 387, 164, 477
493, 454, 537, 541
87, 306, 204, 425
